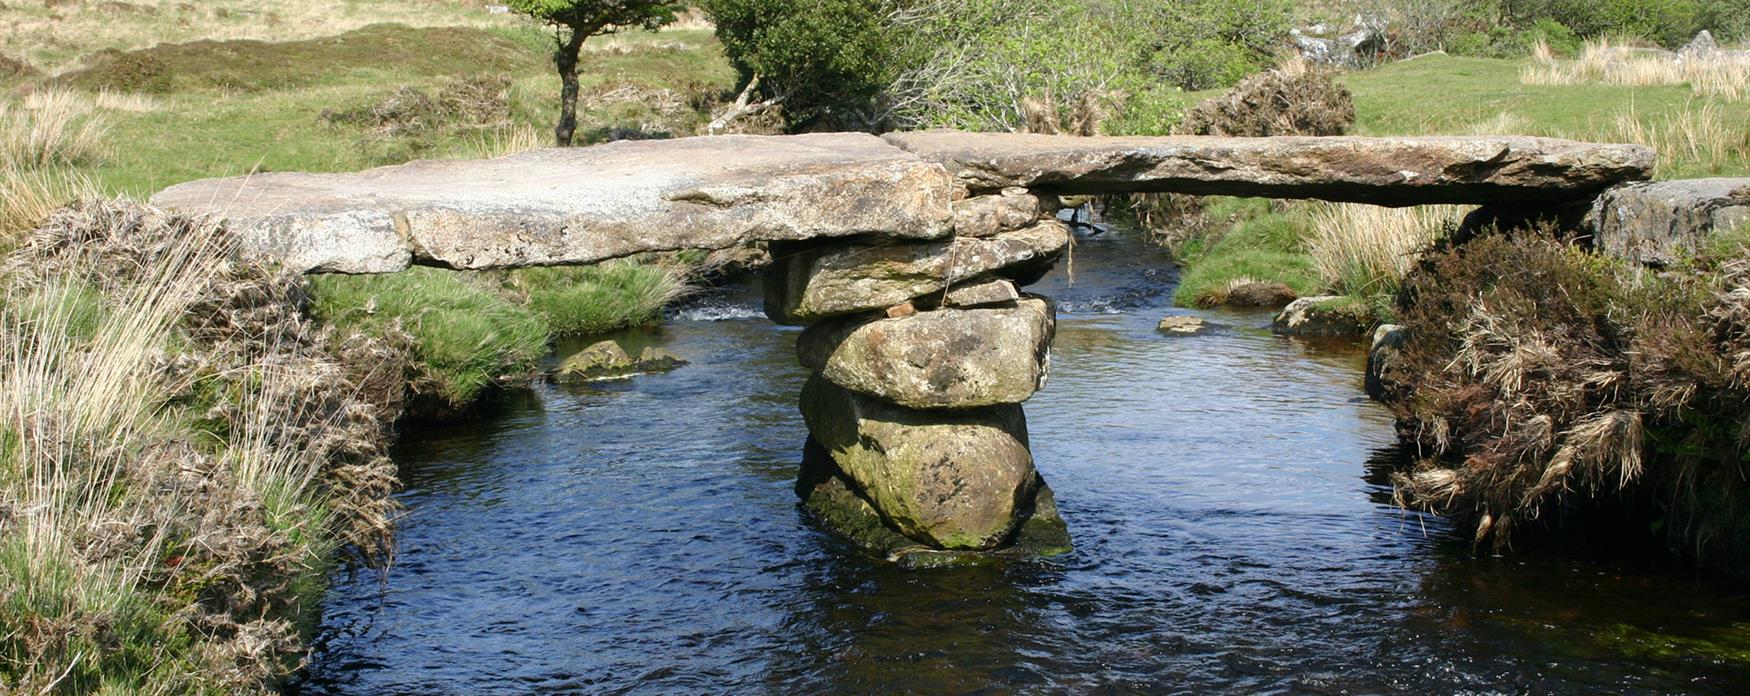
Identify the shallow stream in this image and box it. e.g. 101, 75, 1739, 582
294, 229, 1750, 694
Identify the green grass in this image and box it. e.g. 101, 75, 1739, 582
81, 25, 733, 195
507, 262, 687, 337
1170, 198, 1322, 307
308, 266, 549, 412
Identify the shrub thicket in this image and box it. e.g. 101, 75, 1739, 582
1384, 230, 1750, 573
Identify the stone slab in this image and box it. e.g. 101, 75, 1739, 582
151, 133, 955, 273
883, 131, 1654, 205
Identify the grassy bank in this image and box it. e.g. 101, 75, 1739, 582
1, 201, 402, 692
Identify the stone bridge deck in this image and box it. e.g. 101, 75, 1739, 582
151, 131, 1653, 274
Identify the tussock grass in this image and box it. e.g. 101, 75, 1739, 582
0, 164, 100, 249
1522, 38, 1750, 101
1169, 198, 1322, 308
0, 200, 401, 691
507, 262, 690, 337
308, 267, 549, 413
1587, 100, 1750, 177
1305, 202, 1467, 297
0, 88, 109, 169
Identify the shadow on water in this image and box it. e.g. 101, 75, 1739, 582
293, 228, 1750, 695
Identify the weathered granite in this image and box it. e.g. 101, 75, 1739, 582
799, 375, 1036, 550
1273, 296, 1371, 338
883, 131, 1654, 204
1585, 178, 1750, 267
150, 133, 954, 273
935, 278, 1021, 308
798, 298, 1054, 409
764, 221, 1069, 325
951, 187, 1047, 237
1366, 324, 1410, 404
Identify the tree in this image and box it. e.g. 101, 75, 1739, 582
507, 0, 681, 146
700, 0, 907, 130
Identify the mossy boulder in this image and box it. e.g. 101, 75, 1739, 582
551, 341, 687, 383
798, 376, 1037, 550
796, 438, 1070, 566
1272, 295, 1371, 338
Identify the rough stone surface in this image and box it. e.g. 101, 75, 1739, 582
150, 133, 954, 273
883, 131, 1653, 204
935, 278, 1020, 308
951, 187, 1046, 237
764, 221, 1069, 325
1222, 280, 1299, 308
1157, 316, 1208, 335
799, 375, 1036, 550
1586, 178, 1750, 267
1273, 296, 1370, 338
796, 440, 1069, 565
798, 298, 1055, 409
1366, 323, 1410, 404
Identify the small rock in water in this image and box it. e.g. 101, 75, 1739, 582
552, 340, 687, 383
1157, 316, 1208, 335
635, 346, 688, 372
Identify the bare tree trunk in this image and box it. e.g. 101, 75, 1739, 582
707, 74, 784, 135
553, 27, 589, 147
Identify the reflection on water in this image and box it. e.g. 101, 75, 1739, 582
294, 230, 1750, 694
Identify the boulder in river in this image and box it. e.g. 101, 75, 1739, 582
1157, 316, 1209, 335
798, 375, 1037, 550
764, 221, 1069, 325
798, 298, 1055, 409
552, 341, 687, 383
796, 438, 1070, 566
1365, 323, 1410, 404
1273, 296, 1371, 338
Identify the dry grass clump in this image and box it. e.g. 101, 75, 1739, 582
1385, 231, 1750, 570
1522, 38, 1750, 101
1305, 202, 1467, 296
0, 88, 110, 169
1178, 56, 1356, 137
0, 200, 404, 691
0, 164, 100, 249
1589, 100, 1750, 177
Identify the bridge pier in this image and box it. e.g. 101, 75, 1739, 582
766, 189, 1074, 563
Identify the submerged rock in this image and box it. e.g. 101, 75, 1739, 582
1365, 323, 1410, 404
551, 340, 687, 383
798, 298, 1055, 409
764, 221, 1069, 325
1156, 315, 1208, 335
1586, 178, 1750, 267
1272, 296, 1371, 338
798, 376, 1037, 550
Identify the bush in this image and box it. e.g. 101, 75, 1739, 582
308, 267, 549, 414
1385, 230, 1750, 573
1178, 58, 1356, 136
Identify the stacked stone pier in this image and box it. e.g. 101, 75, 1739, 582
149, 130, 1656, 564
766, 187, 1073, 563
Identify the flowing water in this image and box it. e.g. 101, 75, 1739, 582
294, 229, 1750, 695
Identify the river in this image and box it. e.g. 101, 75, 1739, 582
293, 228, 1750, 694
